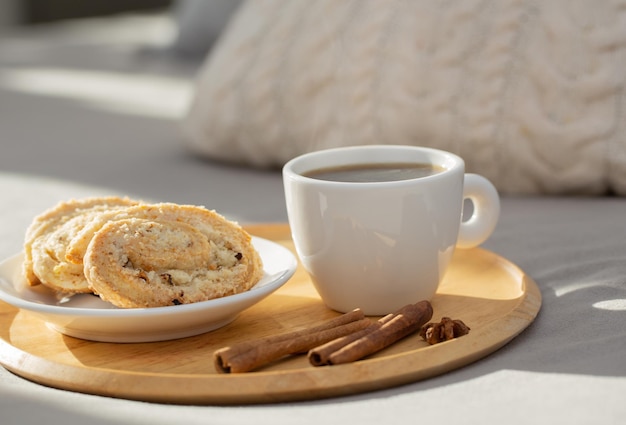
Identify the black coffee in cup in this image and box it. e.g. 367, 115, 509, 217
303, 163, 444, 183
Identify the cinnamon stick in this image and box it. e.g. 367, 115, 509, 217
308, 313, 395, 366
214, 309, 369, 373
314, 300, 433, 366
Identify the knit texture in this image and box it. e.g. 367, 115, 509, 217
182, 0, 626, 195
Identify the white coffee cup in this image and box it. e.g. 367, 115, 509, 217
282, 145, 500, 315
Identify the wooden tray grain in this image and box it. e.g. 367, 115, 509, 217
0, 224, 541, 404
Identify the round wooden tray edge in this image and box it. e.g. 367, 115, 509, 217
0, 224, 543, 405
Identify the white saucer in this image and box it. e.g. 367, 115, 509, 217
0, 237, 297, 343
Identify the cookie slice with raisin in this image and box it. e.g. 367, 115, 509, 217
83, 205, 263, 308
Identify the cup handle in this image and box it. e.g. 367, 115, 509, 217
456, 174, 500, 249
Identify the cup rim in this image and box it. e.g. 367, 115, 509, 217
282, 145, 464, 186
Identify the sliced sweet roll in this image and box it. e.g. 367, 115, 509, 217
83, 205, 263, 308
23, 196, 140, 292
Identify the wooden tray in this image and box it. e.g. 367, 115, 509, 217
0, 224, 541, 404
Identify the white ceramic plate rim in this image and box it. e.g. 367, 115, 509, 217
0, 237, 297, 319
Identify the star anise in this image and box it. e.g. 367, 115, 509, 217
419, 317, 470, 345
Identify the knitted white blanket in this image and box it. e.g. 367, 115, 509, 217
182, 0, 626, 195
